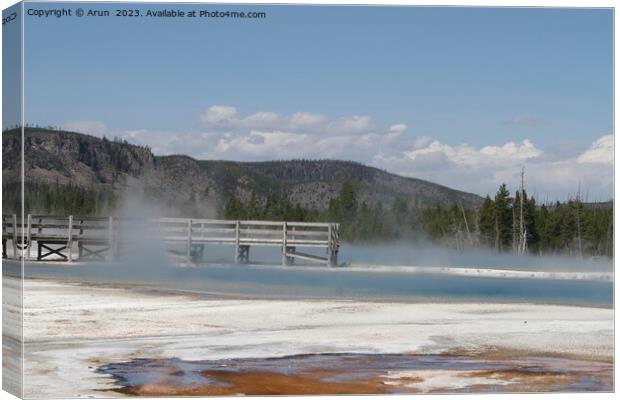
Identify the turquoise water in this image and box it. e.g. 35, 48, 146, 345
6, 257, 613, 307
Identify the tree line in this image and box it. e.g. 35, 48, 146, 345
422, 183, 612, 257
222, 179, 613, 258
3, 181, 117, 216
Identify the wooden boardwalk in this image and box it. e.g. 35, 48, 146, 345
2, 214, 340, 266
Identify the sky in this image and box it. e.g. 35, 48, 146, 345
12, 3, 614, 200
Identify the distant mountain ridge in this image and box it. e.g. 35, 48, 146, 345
3, 127, 484, 216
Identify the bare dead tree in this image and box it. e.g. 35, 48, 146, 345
518, 167, 527, 255
458, 201, 473, 246
575, 181, 583, 258
512, 205, 518, 254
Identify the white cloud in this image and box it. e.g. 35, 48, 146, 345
243, 111, 280, 127
386, 124, 407, 141
194, 106, 403, 159
199, 106, 366, 134
383, 135, 611, 200
405, 139, 543, 167
63, 120, 107, 135
479, 139, 543, 161
290, 112, 327, 127
413, 135, 433, 149
406, 140, 458, 161
215, 130, 307, 158
199, 105, 239, 127
389, 123, 407, 133
577, 135, 613, 164
335, 115, 372, 133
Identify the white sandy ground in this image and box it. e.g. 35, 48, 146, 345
2, 277, 614, 398
382, 370, 508, 391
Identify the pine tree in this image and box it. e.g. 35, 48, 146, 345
493, 184, 512, 252
478, 196, 495, 246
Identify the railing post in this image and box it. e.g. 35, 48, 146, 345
1, 216, 6, 259
67, 215, 73, 262
12, 214, 17, 260
282, 222, 287, 266
234, 220, 240, 263
26, 214, 32, 261
187, 219, 193, 263
327, 223, 332, 267
326, 223, 339, 267
107, 216, 114, 262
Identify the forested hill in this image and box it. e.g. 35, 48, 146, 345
2, 127, 483, 216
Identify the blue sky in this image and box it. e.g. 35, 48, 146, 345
14, 3, 614, 200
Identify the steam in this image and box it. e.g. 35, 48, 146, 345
110, 194, 172, 280
340, 241, 613, 273
103, 183, 223, 276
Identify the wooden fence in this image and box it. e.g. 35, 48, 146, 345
2, 214, 340, 266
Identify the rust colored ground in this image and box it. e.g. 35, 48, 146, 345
118, 370, 403, 396
102, 353, 613, 396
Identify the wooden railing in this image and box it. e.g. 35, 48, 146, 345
2, 214, 340, 266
